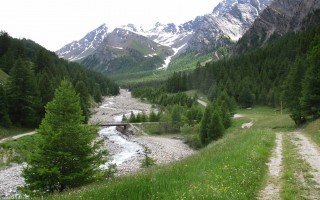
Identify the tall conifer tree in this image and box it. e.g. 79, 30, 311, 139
22, 80, 106, 195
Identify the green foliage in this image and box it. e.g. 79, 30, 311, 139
0, 84, 11, 127
300, 38, 320, 120
207, 110, 225, 141
166, 71, 187, 93
181, 124, 203, 149
75, 80, 90, 123
148, 110, 159, 122
0, 133, 39, 169
200, 103, 226, 145
132, 86, 195, 107
171, 105, 182, 127
141, 146, 156, 168
0, 69, 9, 84
121, 114, 128, 122
187, 28, 320, 124
6, 59, 40, 127
0, 32, 119, 129
22, 80, 106, 196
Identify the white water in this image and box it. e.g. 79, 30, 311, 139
100, 109, 143, 168
100, 126, 142, 166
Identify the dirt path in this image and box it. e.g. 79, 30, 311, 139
0, 131, 36, 144
258, 133, 283, 200
291, 131, 320, 187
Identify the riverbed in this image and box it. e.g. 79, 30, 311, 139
91, 89, 195, 175
0, 89, 195, 197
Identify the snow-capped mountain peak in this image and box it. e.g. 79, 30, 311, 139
55, 24, 108, 61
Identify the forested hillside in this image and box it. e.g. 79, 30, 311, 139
0, 31, 119, 128
165, 27, 320, 125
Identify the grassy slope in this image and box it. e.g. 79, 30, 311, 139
303, 119, 320, 146
0, 133, 39, 170
115, 52, 211, 86
0, 127, 33, 140
45, 107, 294, 200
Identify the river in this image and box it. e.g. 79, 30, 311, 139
0, 89, 195, 197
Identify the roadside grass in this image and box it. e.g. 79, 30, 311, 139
0, 126, 33, 140
281, 133, 320, 199
0, 134, 40, 169
47, 128, 275, 200
303, 119, 320, 146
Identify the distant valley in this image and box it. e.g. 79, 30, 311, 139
56, 0, 273, 82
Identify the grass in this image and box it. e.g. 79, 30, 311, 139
43, 107, 293, 200
0, 133, 40, 169
303, 119, 320, 146
238, 107, 295, 131
48, 128, 275, 200
0, 126, 33, 140
113, 52, 211, 87
0, 106, 295, 199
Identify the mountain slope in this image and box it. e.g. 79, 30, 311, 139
236, 0, 320, 53
187, 0, 273, 53
55, 0, 272, 78
80, 28, 173, 74
56, 24, 108, 61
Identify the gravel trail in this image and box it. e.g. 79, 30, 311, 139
258, 133, 283, 200
291, 131, 320, 186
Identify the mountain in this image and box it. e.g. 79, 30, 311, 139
56, 0, 272, 76
55, 24, 108, 61
236, 0, 320, 53
187, 0, 273, 53
120, 19, 202, 59
80, 28, 173, 74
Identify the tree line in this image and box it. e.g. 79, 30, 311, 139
166, 27, 320, 125
0, 31, 119, 128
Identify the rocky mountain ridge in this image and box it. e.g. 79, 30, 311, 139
236, 0, 320, 53
56, 0, 272, 74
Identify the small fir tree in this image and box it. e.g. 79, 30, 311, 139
141, 146, 156, 168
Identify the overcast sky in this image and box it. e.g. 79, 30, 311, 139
0, 0, 221, 51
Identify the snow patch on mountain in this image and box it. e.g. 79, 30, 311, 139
56, 24, 108, 61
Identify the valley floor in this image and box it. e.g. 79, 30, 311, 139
91, 89, 195, 176
0, 89, 195, 197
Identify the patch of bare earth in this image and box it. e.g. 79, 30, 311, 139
258, 133, 283, 200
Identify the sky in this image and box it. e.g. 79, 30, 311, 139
0, 0, 221, 51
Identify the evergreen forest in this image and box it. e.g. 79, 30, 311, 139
0, 31, 119, 128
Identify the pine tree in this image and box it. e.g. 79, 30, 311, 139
207, 110, 225, 141
129, 111, 136, 123
149, 111, 158, 122
6, 59, 40, 127
282, 59, 306, 124
300, 41, 320, 119
0, 31, 10, 57
0, 84, 11, 127
75, 80, 90, 123
22, 80, 106, 196
200, 104, 212, 145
